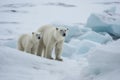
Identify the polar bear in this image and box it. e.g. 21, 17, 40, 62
37, 25, 68, 61
17, 32, 42, 54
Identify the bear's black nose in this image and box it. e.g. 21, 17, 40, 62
63, 33, 66, 37
38, 37, 41, 39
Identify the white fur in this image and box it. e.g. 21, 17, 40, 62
37, 25, 68, 61
17, 32, 41, 54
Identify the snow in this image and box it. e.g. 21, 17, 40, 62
1, 39, 120, 80
87, 39, 120, 72
0, 46, 86, 80
95, 70, 120, 80
0, 0, 120, 80
80, 39, 120, 80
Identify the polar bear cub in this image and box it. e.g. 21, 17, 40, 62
37, 25, 68, 61
17, 32, 42, 54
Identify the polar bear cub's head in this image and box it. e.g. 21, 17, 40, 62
55, 27, 68, 40
32, 32, 42, 41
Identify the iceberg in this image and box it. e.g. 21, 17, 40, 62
62, 39, 101, 59
86, 12, 120, 39
78, 31, 112, 44
70, 39, 101, 54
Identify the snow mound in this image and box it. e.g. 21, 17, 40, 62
0, 46, 85, 80
95, 70, 120, 80
78, 31, 112, 44
86, 11, 120, 39
81, 39, 120, 80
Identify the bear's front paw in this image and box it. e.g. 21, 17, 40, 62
55, 58, 63, 61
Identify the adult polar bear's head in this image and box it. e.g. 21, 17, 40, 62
54, 27, 69, 41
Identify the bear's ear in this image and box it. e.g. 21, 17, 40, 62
56, 28, 58, 30
32, 32, 34, 34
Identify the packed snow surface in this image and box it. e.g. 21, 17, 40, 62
0, 0, 120, 80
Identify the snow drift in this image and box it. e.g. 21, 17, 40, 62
0, 46, 85, 80
80, 39, 120, 80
